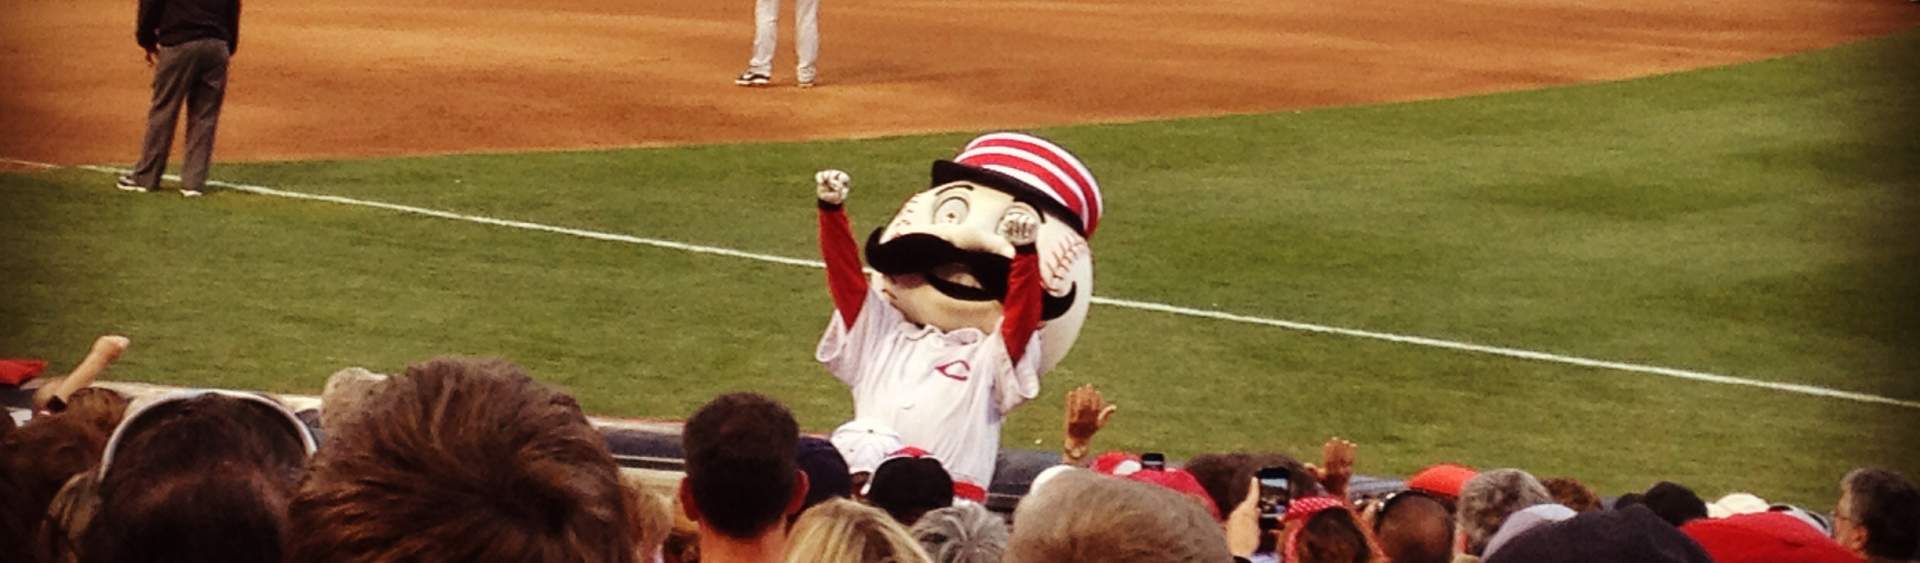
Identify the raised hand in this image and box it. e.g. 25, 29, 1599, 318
1321, 436, 1357, 500
1064, 383, 1116, 444
814, 169, 850, 205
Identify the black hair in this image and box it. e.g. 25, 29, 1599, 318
682, 392, 801, 538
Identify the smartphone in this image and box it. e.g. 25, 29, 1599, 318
1257, 466, 1292, 530
1141, 452, 1166, 471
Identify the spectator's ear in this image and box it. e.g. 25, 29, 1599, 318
677, 478, 702, 523
786, 470, 812, 518
1838, 526, 1868, 554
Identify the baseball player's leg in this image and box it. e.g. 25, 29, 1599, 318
746, 0, 780, 76
794, 0, 820, 85
179, 40, 229, 194
130, 44, 195, 189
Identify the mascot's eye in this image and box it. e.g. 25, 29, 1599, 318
934, 197, 969, 224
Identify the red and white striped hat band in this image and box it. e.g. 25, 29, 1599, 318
946, 132, 1104, 237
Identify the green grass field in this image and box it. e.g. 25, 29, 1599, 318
5, 31, 1917, 506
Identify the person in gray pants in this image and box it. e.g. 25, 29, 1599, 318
117, 0, 240, 197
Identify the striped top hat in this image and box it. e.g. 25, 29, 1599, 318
931, 132, 1105, 238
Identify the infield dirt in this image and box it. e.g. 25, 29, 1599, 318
4, 0, 1914, 164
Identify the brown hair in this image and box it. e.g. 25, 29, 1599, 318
1007, 469, 1230, 563
78, 393, 311, 563
286, 357, 636, 563
1184, 452, 1314, 523
1541, 477, 1601, 513
624, 473, 675, 561
0, 387, 127, 562
1295, 508, 1384, 563
1374, 492, 1454, 563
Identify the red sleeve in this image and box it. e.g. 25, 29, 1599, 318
819, 203, 868, 328
1000, 245, 1042, 364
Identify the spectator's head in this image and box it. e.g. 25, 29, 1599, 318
1456, 468, 1552, 555
0, 387, 127, 558
1126, 468, 1222, 520
1706, 493, 1768, 518
317, 367, 386, 434
680, 392, 807, 540
1006, 469, 1230, 563
1643, 481, 1710, 527
624, 474, 676, 562
1406, 464, 1477, 508
1373, 491, 1454, 563
1183, 451, 1314, 522
781, 499, 932, 563
1835, 468, 1920, 561
1482, 503, 1577, 558
81, 390, 316, 563
1285, 497, 1379, 563
866, 456, 954, 526
1482, 505, 1713, 563
1543, 477, 1601, 512
285, 358, 636, 563
909, 503, 1008, 563
1682, 512, 1858, 563
798, 436, 854, 511
1614, 492, 1646, 510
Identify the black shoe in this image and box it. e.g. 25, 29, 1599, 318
734, 71, 771, 86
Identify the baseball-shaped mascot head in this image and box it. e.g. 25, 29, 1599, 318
866, 132, 1101, 373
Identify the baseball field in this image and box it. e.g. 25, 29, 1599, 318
4, 0, 1918, 507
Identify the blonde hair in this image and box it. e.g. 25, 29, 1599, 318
783, 499, 934, 563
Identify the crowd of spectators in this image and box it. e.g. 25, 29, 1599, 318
2, 337, 1917, 563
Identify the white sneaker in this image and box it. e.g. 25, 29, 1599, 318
115, 175, 150, 193
734, 71, 771, 86
180, 188, 203, 198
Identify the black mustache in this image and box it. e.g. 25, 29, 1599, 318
867, 229, 1011, 301
865, 228, 1081, 319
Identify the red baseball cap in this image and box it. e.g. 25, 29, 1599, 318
1407, 463, 1478, 499
1126, 468, 1221, 520
1681, 512, 1857, 563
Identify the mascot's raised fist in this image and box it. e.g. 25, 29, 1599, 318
1000, 210, 1040, 247
815, 169, 851, 205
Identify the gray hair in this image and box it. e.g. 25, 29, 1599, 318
1457, 468, 1553, 556
909, 503, 1008, 563
1839, 468, 1920, 559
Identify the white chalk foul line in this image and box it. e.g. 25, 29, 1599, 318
1, 158, 62, 169
26, 161, 1915, 411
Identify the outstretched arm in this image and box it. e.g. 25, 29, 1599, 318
816, 170, 867, 327
999, 213, 1043, 364
37, 335, 130, 413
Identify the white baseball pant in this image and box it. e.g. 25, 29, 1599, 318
746, 0, 819, 82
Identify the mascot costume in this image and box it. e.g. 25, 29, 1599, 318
812, 132, 1101, 498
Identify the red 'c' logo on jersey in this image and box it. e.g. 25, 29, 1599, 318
935, 360, 971, 381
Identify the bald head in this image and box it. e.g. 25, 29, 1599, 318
1377, 494, 1454, 563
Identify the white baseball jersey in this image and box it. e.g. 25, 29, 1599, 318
817, 287, 1042, 487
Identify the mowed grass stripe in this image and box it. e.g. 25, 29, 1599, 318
47, 161, 1920, 411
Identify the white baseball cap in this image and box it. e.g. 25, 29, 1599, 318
830, 418, 904, 475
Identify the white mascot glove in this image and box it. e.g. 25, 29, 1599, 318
1001, 211, 1040, 247
815, 170, 851, 206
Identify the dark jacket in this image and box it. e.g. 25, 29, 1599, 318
136, 0, 241, 54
